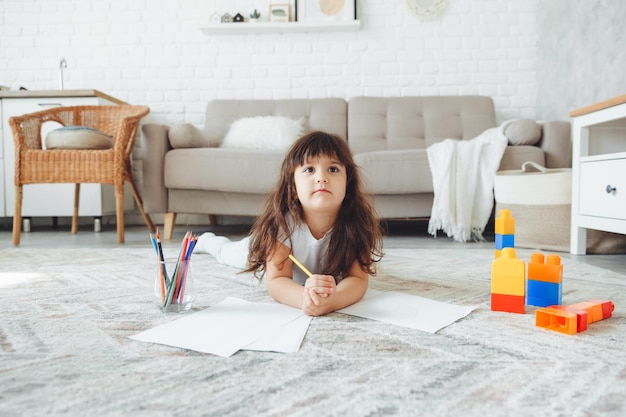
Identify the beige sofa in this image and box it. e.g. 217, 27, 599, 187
141, 96, 571, 239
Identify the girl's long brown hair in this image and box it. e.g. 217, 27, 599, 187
243, 131, 383, 281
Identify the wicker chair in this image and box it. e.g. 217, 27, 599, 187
9, 105, 155, 245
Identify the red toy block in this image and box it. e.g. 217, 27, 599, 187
536, 307, 578, 334
491, 293, 525, 314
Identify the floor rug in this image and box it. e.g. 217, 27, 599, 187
0, 246, 624, 417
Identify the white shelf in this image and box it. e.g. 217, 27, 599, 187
200, 20, 361, 35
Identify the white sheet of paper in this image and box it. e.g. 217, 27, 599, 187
337, 289, 476, 334
244, 314, 312, 353
129, 296, 306, 357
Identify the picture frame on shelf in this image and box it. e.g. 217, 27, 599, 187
269, 4, 291, 22
296, 0, 356, 22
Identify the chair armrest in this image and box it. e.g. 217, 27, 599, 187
538, 121, 571, 168
141, 123, 172, 213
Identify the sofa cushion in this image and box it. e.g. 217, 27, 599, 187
221, 116, 305, 151
168, 123, 219, 148
500, 118, 542, 146
164, 148, 285, 193
499, 146, 545, 171
348, 96, 497, 154
45, 126, 113, 150
354, 150, 433, 194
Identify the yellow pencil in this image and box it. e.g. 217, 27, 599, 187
288, 254, 313, 277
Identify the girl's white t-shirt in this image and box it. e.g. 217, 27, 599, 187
282, 221, 331, 285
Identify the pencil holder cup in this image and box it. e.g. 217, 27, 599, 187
155, 258, 195, 313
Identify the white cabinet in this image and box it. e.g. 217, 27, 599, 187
0, 90, 133, 223
570, 94, 626, 254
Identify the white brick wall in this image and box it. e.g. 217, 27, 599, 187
0, 0, 540, 125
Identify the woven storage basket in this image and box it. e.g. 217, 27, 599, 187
494, 161, 626, 253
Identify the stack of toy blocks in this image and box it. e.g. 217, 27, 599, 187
494, 209, 515, 258
526, 253, 563, 307
491, 209, 525, 313
535, 300, 615, 334
491, 247, 526, 314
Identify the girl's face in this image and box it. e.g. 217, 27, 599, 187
293, 154, 347, 215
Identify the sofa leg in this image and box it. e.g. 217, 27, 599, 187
164, 212, 176, 239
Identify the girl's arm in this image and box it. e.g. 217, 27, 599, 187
265, 243, 310, 309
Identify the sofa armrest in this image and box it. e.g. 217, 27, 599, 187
539, 121, 571, 169
141, 123, 172, 213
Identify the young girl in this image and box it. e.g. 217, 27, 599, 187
196, 131, 383, 316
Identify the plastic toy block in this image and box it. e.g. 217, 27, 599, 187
528, 253, 563, 284
492, 274, 525, 296
549, 306, 589, 332
495, 234, 515, 250
535, 300, 614, 334
491, 293, 525, 314
526, 279, 562, 307
535, 307, 578, 335
568, 300, 614, 323
491, 248, 525, 296
495, 249, 502, 258
495, 209, 515, 235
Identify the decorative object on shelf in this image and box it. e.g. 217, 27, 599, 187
209, 12, 221, 24
233, 13, 244, 23
269, 4, 291, 22
220, 12, 233, 23
406, 0, 447, 20
296, 0, 356, 22
249, 9, 261, 22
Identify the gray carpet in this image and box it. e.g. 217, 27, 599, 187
1, 246, 625, 417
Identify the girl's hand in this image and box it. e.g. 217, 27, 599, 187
301, 274, 336, 316
304, 274, 335, 304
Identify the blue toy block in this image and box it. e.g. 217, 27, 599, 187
495, 233, 515, 250
526, 279, 562, 307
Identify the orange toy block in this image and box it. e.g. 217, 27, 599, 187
495, 209, 515, 235
491, 248, 526, 296
535, 307, 578, 335
491, 293, 525, 314
528, 253, 563, 284
568, 300, 614, 323
549, 306, 589, 332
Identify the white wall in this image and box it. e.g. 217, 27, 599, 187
537, 0, 626, 120
1, 0, 541, 126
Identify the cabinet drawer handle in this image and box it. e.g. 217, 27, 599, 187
606, 185, 617, 194
38, 103, 63, 107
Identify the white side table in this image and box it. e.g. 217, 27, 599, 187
570, 94, 626, 254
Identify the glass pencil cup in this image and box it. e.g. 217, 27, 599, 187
155, 258, 195, 313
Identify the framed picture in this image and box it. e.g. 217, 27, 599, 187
269, 4, 291, 22
296, 0, 356, 22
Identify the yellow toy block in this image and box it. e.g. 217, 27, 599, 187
528, 252, 563, 284
491, 247, 526, 296
495, 209, 515, 235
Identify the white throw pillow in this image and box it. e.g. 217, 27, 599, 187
45, 126, 113, 150
221, 116, 306, 151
